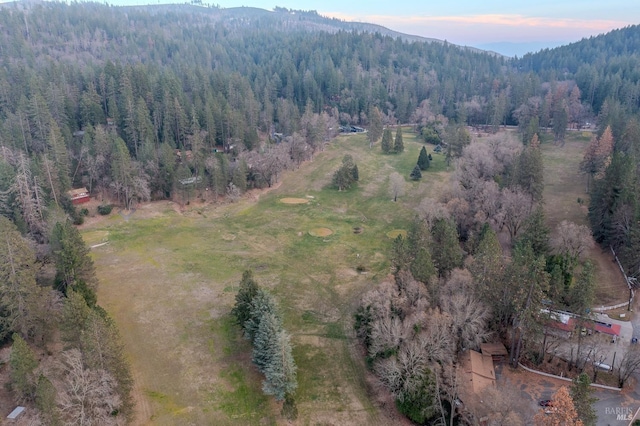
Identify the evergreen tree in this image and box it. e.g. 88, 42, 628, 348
588, 152, 635, 245
60, 290, 92, 347
80, 308, 134, 418
244, 289, 279, 343
410, 247, 436, 284
332, 155, 358, 190
508, 243, 549, 368
394, 127, 404, 153
410, 165, 422, 180
417, 146, 430, 170
232, 270, 260, 332
50, 221, 98, 303
367, 106, 383, 148
391, 234, 412, 273
571, 373, 597, 426
381, 128, 392, 154
0, 216, 51, 342
445, 124, 471, 166
430, 218, 463, 277
252, 311, 281, 373
421, 126, 440, 145
9, 333, 38, 400
35, 374, 59, 425
262, 328, 297, 401
512, 138, 544, 201
517, 206, 550, 257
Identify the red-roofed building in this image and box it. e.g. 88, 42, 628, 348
67, 188, 90, 205
545, 314, 621, 337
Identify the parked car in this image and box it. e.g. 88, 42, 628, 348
539, 399, 553, 407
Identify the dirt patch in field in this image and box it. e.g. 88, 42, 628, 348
589, 245, 630, 306
309, 227, 333, 237
280, 197, 309, 204
386, 229, 407, 239
81, 230, 109, 246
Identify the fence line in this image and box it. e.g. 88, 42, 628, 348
593, 301, 631, 312
607, 246, 635, 310
517, 363, 622, 391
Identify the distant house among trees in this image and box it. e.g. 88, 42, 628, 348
339, 125, 365, 133
67, 188, 90, 205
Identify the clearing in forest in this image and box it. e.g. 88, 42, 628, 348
541, 132, 629, 306
86, 129, 442, 425
83, 129, 626, 425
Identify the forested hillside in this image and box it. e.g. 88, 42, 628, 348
517, 24, 640, 116
1, 1, 640, 423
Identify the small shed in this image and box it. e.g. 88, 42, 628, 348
67, 188, 90, 205
7, 406, 25, 420
480, 342, 508, 364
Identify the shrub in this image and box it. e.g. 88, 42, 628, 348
97, 204, 113, 215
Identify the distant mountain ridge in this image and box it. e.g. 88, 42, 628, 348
516, 24, 640, 73
121, 4, 498, 55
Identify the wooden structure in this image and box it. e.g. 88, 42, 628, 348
480, 342, 508, 364
462, 349, 496, 394
67, 187, 90, 205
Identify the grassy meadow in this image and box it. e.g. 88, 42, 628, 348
540, 131, 629, 305
84, 128, 627, 425
86, 129, 450, 425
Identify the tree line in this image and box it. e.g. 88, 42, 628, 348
354, 130, 622, 425
232, 271, 298, 420
1, 215, 132, 424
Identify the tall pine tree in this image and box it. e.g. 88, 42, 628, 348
381, 128, 392, 154
394, 127, 404, 153
417, 146, 430, 170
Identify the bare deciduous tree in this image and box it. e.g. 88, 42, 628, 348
550, 221, 594, 265
482, 386, 529, 426
441, 292, 491, 352
368, 314, 410, 359
57, 349, 122, 426
416, 309, 455, 364
415, 197, 450, 228
389, 172, 405, 202
617, 345, 640, 387
499, 187, 533, 242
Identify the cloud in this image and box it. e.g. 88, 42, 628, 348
322, 12, 630, 44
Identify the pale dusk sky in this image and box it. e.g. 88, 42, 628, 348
211, 0, 640, 54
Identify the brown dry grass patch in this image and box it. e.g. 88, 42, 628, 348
309, 227, 333, 237
280, 197, 309, 204
386, 229, 407, 239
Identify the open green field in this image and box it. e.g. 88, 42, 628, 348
540, 131, 629, 305
84, 128, 628, 425
85, 129, 450, 425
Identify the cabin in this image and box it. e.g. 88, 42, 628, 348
67, 188, 90, 205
